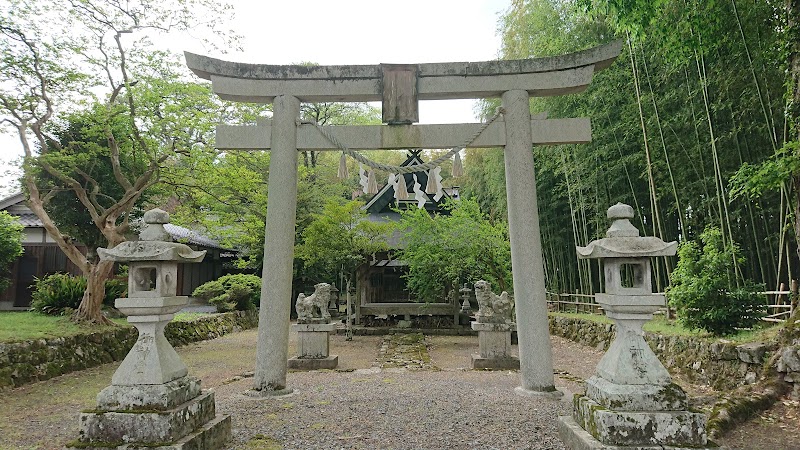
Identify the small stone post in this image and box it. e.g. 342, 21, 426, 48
470, 280, 519, 370
68, 208, 230, 450
558, 203, 718, 449
288, 282, 338, 370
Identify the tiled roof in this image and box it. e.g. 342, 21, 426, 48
163, 223, 231, 251
16, 213, 43, 227
1, 192, 231, 251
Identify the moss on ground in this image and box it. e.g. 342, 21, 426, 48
246, 434, 283, 450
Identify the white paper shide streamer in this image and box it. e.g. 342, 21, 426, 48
358, 164, 369, 193
452, 151, 464, 178
366, 170, 378, 194
338, 153, 348, 179
412, 174, 428, 209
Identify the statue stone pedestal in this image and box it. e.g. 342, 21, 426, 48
471, 322, 519, 369
288, 322, 338, 370
558, 204, 716, 450
68, 209, 230, 450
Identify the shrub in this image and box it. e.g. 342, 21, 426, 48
192, 274, 261, 312
667, 227, 766, 336
30, 273, 125, 316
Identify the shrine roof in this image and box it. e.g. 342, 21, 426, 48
362, 152, 451, 215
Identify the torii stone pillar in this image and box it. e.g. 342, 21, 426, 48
502, 90, 558, 395
252, 95, 301, 394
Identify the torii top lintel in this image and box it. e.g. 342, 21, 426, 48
185, 41, 621, 124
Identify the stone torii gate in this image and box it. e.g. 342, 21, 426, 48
185, 41, 621, 397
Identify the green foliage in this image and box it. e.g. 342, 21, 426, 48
30, 273, 126, 316
667, 227, 766, 336
30, 104, 150, 249
1, 0, 240, 323
729, 142, 800, 201
463, 0, 789, 297
172, 102, 383, 272
0, 211, 24, 292
395, 199, 512, 302
296, 199, 391, 284
192, 274, 261, 312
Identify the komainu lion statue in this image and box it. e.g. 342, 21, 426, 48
474, 280, 514, 324
296, 282, 332, 324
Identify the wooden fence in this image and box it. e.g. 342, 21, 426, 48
546, 289, 796, 323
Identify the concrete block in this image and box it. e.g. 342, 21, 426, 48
477, 330, 512, 359
471, 354, 520, 370
296, 331, 330, 359
288, 355, 338, 370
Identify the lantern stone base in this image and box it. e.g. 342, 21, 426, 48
97, 376, 202, 410
584, 376, 689, 411
558, 393, 716, 449
557, 416, 720, 450
288, 322, 338, 370
471, 322, 518, 369
68, 376, 230, 450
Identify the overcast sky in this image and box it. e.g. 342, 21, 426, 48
0, 0, 510, 197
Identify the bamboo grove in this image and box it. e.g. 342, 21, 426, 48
462, 0, 791, 294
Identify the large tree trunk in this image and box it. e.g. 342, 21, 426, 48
73, 259, 115, 325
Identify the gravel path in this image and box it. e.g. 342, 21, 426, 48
2, 326, 795, 449
220, 370, 571, 450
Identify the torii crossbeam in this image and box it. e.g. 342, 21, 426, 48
185, 41, 622, 397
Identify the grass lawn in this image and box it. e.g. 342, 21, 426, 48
550, 311, 783, 343
0, 310, 219, 343
0, 311, 129, 343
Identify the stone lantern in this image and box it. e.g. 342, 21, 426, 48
558, 203, 717, 449
69, 209, 230, 450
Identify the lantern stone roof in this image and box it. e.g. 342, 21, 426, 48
98, 241, 206, 263
576, 203, 677, 259
98, 209, 206, 263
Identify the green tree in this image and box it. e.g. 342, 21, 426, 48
295, 199, 390, 286
395, 199, 512, 302
171, 100, 383, 272
0, 211, 23, 292
0, 0, 237, 323
667, 227, 765, 335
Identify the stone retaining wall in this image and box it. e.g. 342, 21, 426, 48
0, 310, 258, 390
548, 315, 774, 391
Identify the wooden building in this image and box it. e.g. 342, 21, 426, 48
354, 151, 461, 325
0, 193, 236, 310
